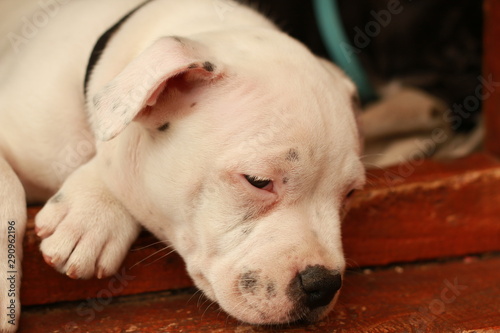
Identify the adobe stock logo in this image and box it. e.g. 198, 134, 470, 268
212, 0, 238, 21
409, 277, 468, 333
7, 0, 72, 53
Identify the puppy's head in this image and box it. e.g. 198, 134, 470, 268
89, 33, 365, 324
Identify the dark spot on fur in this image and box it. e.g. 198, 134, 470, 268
266, 282, 277, 299
202, 61, 216, 72
157, 122, 170, 132
188, 63, 199, 69
241, 225, 254, 236
240, 270, 261, 294
172, 36, 183, 43
259, 311, 269, 321
50, 193, 63, 203
286, 149, 300, 162
190, 102, 197, 108
111, 103, 128, 116
242, 212, 253, 222
282, 177, 289, 184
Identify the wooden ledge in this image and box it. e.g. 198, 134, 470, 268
19, 255, 500, 332
344, 152, 500, 267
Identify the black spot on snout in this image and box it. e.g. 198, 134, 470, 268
266, 282, 277, 299
157, 122, 170, 132
240, 270, 261, 294
286, 149, 300, 162
188, 63, 199, 69
202, 61, 216, 72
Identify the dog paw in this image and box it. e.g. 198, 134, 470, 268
35, 186, 140, 279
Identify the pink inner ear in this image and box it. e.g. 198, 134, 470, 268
146, 81, 167, 106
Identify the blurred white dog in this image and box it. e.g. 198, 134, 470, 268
0, 0, 365, 331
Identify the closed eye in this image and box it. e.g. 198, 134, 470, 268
244, 175, 273, 191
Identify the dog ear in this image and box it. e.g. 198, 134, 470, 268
89, 36, 221, 141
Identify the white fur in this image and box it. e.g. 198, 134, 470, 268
0, 0, 365, 330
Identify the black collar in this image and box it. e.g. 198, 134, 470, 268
84, 0, 153, 95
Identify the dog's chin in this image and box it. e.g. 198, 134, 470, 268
247, 303, 336, 326
248, 292, 339, 325
213, 295, 338, 325
193, 275, 340, 325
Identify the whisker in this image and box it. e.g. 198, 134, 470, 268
363, 178, 377, 187
197, 293, 213, 311
131, 239, 170, 251
365, 172, 380, 180
200, 299, 217, 322
196, 291, 207, 309
345, 257, 360, 269
187, 289, 203, 305
144, 248, 177, 266
223, 308, 233, 326
129, 245, 174, 269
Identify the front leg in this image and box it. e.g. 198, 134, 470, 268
35, 159, 141, 279
0, 156, 26, 333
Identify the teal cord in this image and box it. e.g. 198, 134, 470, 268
313, 0, 377, 102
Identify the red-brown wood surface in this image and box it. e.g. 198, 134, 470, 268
19, 255, 500, 333
20, 153, 500, 306
484, 0, 500, 155
343, 153, 500, 267
363, 153, 500, 188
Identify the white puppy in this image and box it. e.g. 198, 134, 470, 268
0, 0, 365, 331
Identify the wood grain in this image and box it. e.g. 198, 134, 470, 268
343, 153, 500, 267
19, 255, 500, 333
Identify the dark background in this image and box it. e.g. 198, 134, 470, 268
243, 0, 483, 132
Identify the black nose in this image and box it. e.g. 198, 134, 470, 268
296, 265, 342, 310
